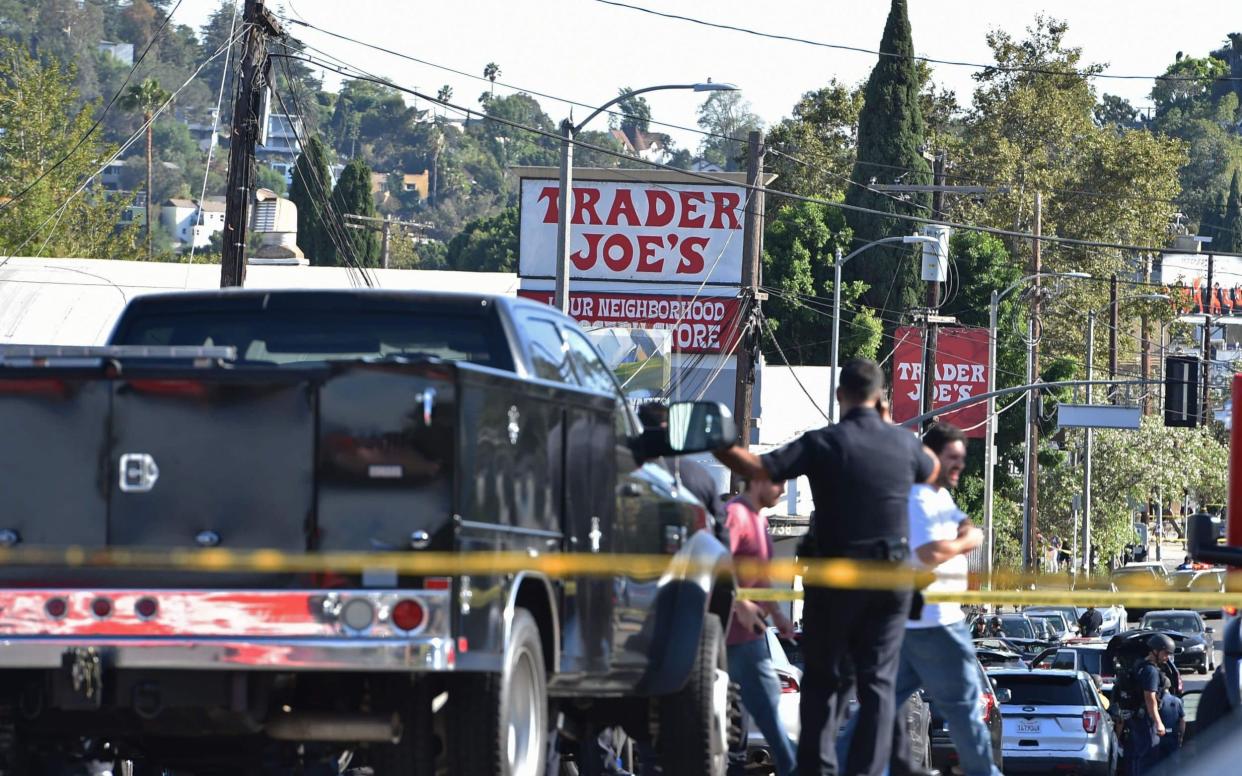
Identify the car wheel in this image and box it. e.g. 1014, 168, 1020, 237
1199, 660, 1209, 675
656, 615, 731, 776
447, 608, 547, 776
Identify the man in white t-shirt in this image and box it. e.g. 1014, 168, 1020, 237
888, 423, 1002, 776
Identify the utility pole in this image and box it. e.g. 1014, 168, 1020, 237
220, 0, 283, 288
732, 130, 765, 489
343, 213, 433, 269
1109, 274, 1119, 403
1024, 192, 1042, 571
920, 152, 947, 425
1141, 258, 1153, 415
1203, 253, 1215, 424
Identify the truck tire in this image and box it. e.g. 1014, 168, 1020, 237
655, 615, 730, 776
368, 680, 436, 775
448, 608, 547, 776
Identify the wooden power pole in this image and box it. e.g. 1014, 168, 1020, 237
220, 0, 283, 288
732, 130, 765, 490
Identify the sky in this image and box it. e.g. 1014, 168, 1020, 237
173, 0, 1240, 152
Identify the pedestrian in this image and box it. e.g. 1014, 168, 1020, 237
1119, 633, 1175, 775
1058, 538, 1072, 570
971, 617, 988, 639
714, 358, 938, 776
1078, 606, 1103, 638
987, 616, 1003, 638
883, 423, 1002, 776
723, 477, 798, 776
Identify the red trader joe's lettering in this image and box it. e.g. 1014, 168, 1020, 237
536, 185, 742, 230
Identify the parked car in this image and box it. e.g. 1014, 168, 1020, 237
1139, 610, 1216, 673
1026, 610, 1073, 639
988, 668, 1117, 775
929, 657, 1005, 774
1112, 565, 1170, 620
742, 627, 801, 767
1102, 630, 1185, 697
1030, 642, 1112, 690
1168, 568, 1228, 618
975, 640, 1029, 669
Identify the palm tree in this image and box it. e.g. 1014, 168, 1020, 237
120, 78, 171, 258
483, 62, 501, 96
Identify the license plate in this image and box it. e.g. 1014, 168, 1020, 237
1017, 720, 1041, 734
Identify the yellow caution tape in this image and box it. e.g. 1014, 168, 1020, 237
0, 545, 1239, 607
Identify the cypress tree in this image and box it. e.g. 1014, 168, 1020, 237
329, 159, 380, 267
1225, 170, 1242, 254
288, 136, 334, 264
1199, 193, 1221, 246
843, 0, 931, 317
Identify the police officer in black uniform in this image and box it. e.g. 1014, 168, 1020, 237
716, 358, 938, 776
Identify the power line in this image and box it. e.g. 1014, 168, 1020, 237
286, 50, 1226, 260
759, 314, 830, 422
282, 16, 749, 149
593, 0, 1242, 83
0, 0, 187, 221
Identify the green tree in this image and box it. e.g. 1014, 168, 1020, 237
1200, 192, 1224, 244
288, 137, 335, 263
119, 77, 171, 258
1151, 54, 1229, 115
329, 159, 380, 267
1225, 170, 1242, 253
761, 201, 881, 363
765, 81, 864, 200
1094, 93, 1140, 130
1041, 417, 1227, 571
0, 41, 136, 259
446, 207, 519, 272
613, 87, 652, 137
695, 90, 762, 171
842, 0, 931, 319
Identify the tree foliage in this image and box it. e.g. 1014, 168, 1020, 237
613, 87, 652, 136
328, 159, 380, 267
695, 90, 762, 171
842, 0, 931, 319
1225, 169, 1242, 253
288, 136, 334, 264
445, 206, 519, 272
0, 41, 136, 259
1041, 418, 1227, 571
760, 201, 882, 364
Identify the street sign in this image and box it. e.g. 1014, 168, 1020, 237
1057, 404, 1142, 430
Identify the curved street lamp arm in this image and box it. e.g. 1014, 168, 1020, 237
839, 235, 937, 266
572, 84, 702, 134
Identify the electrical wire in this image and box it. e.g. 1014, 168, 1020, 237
187, 0, 241, 264
272, 47, 376, 287
0, 0, 187, 222
0, 27, 251, 267
760, 314, 831, 422
281, 49, 1240, 259
593, 0, 1242, 83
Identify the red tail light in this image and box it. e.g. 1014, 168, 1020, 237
134, 597, 158, 620
779, 673, 799, 694
391, 599, 425, 632
1082, 709, 1100, 734
980, 691, 997, 723
424, 577, 451, 591
45, 597, 68, 619
1226, 606, 1238, 617
90, 597, 113, 619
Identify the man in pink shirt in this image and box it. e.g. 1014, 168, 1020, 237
727, 478, 798, 775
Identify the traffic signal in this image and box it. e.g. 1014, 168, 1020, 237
1164, 355, 1200, 427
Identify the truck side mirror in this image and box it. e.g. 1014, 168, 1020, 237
666, 401, 736, 454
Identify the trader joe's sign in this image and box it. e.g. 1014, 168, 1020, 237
891, 327, 990, 438
518, 178, 746, 285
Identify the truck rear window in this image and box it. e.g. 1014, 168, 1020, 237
992, 674, 1089, 706
116, 310, 509, 369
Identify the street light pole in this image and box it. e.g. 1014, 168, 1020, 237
1083, 311, 1094, 574
829, 234, 941, 423
983, 271, 1089, 578
552, 82, 738, 313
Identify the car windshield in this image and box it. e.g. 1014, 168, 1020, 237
998, 618, 1035, 639
1142, 614, 1203, 633
1030, 614, 1066, 631
117, 309, 508, 369
992, 674, 1089, 706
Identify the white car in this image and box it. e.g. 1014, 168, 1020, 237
987, 668, 1118, 775
740, 627, 801, 768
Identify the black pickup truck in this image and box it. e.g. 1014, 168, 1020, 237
0, 290, 739, 776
